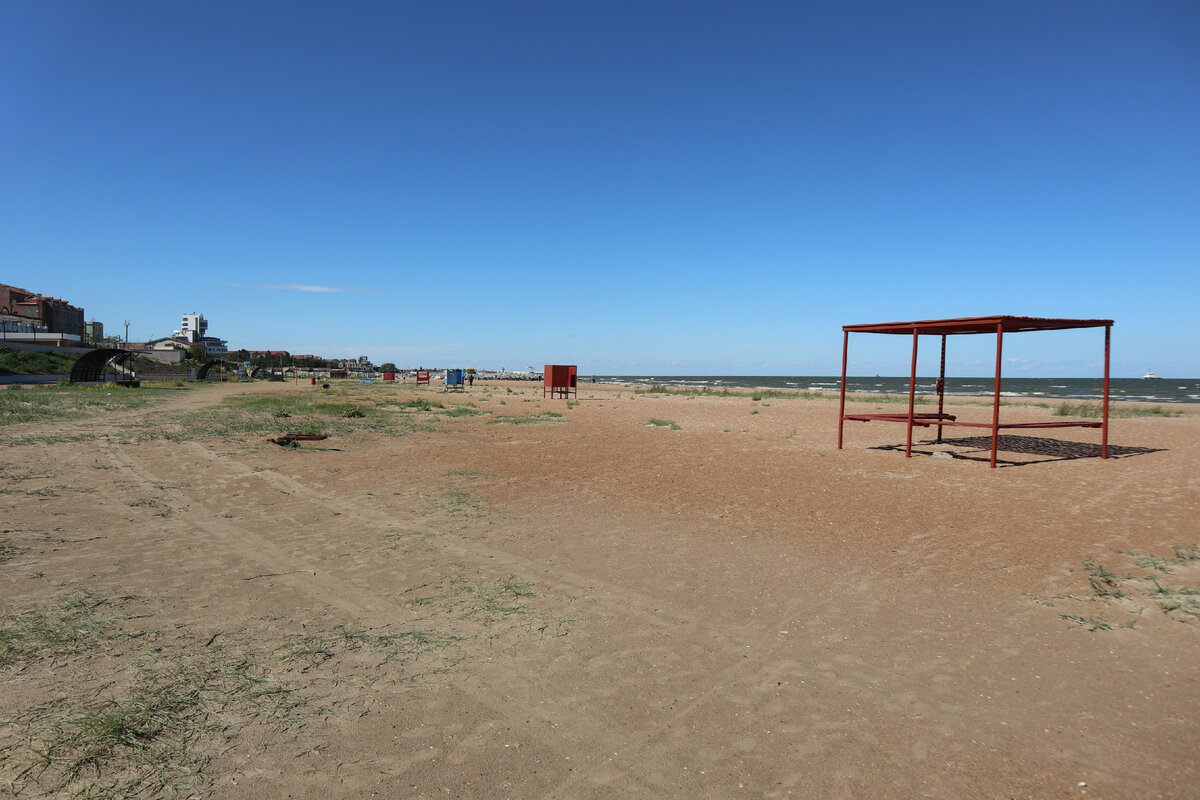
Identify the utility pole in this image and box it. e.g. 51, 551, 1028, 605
124, 320, 131, 348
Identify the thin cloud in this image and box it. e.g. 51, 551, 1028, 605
258, 283, 379, 294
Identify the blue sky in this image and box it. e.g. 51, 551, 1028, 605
2, 1, 1197, 376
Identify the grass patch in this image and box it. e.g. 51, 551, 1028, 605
0, 537, 22, 563
1049, 546, 1200, 630
443, 406, 490, 417
486, 412, 564, 425
1058, 613, 1114, 631
647, 418, 681, 430
5, 644, 304, 798
417, 575, 539, 624
152, 391, 430, 442
0, 590, 113, 666
439, 489, 487, 518
0, 384, 186, 428
1083, 559, 1127, 598
1055, 401, 1182, 418
637, 385, 828, 400
1118, 543, 1200, 575
0, 345, 82, 376
278, 623, 463, 670
0, 584, 529, 798
378, 398, 445, 412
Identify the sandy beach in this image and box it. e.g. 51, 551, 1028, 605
2, 379, 1197, 799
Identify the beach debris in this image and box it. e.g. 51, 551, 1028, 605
269, 433, 329, 447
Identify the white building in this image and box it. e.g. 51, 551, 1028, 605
173, 312, 227, 358
176, 312, 208, 342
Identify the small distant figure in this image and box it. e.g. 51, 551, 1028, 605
591, 375, 596, 383
468, 373, 474, 388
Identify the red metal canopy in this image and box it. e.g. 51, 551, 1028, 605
837, 315, 1113, 468
843, 315, 1114, 336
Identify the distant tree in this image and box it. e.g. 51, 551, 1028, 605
234, 348, 250, 361
379, 362, 397, 372
186, 344, 206, 362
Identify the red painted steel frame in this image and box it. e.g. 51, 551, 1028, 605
544, 364, 578, 399
837, 316, 1113, 468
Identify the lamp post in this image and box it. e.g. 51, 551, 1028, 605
124, 320, 131, 348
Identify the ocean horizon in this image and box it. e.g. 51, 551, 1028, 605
593, 375, 1200, 404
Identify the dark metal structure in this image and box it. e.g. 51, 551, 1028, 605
544, 365, 577, 399
195, 360, 232, 381
837, 316, 1113, 468
69, 348, 139, 384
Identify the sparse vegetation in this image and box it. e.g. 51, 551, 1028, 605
1056, 401, 1182, 418
0, 537, 22, 563
146, 390, 438, 442
440, 489, 486, 518
1, 568, 570, 797
1083, 559, 1127, 598
486, 412, 564, 425
648, 418, 681, 430
443, 406, 489, 417
1059, 613, 1114, 631
0, 345, 82, 375
1046, 545, 1200, 630
0, 590, 112, 666
0, 383, 185, 428
638, 385, 828, 400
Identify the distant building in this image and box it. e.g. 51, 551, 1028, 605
136, 337, 186, 363
177, 312, 207, 341
85, 320, 105, 343
173, 311, 227, 358
0, 283, 84, 346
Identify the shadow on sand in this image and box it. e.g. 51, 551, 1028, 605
873, 434, 1165, 467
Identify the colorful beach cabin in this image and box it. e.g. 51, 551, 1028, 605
415, 370, 430, 385
544, 364, 577, 399
837, 315, 1112, 468
445, 368, 465, 391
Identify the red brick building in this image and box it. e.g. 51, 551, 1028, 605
0, 283, 85, 341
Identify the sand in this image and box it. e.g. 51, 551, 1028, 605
1, 379, 1198, 799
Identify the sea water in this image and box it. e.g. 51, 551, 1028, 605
595, 376, 1200, 404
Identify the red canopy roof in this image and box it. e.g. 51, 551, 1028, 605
842, 315, 1113, 335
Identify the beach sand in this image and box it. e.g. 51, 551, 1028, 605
2, 379, 1197, 799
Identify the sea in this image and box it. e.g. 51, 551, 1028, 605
593, 376, 1200, 404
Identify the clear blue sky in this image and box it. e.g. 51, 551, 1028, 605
2, 1, 1197, 376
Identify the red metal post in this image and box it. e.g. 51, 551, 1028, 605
936, 333, 946, 442
838, 330, 848, 449
906, 328, 918, 458
990, 322, 1004, 468
1102, 325, 1111, 458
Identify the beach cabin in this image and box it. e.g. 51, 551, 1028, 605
415, 370, 430, 385
445, 368, 465, 391
544, 364, 577, 399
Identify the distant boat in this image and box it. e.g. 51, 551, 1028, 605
1141, 369, 1161, 379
